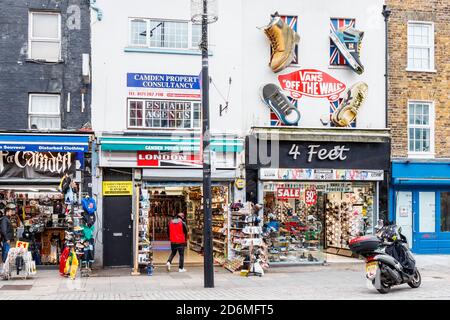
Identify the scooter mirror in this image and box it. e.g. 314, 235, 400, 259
398, 226, 402, 234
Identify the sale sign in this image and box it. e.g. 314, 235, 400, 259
277, 188, 301, 199
16, 241, 29, 250
278, 69, 346, 101
305, 188, 317, 206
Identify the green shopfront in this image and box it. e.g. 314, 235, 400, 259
94, 134, 244, 267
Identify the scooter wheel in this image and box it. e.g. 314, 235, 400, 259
376, 281, 391, 294
408, 269, 421, 288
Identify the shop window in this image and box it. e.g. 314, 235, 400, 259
408, 101, 434, 155
262, 182, 375, 264
29, 11, 61, 62
129, 18, 202, 50
28, 94, 61, 130
440, 192, 450, 232
407, 22, 434, 71
128, 99, 201, 129
329, 18, 355, 66
419, 192, 435, 233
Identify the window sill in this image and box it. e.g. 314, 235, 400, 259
405, 68, 437, 73
408, 152, 435, 159
124, 47, 213, 56
25, 58, 64, 64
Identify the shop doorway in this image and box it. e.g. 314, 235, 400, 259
144, 184, 229, 266
103, 195, 133, 266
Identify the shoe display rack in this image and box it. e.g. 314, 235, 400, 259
325, 186, 374, 255
187, 186, 229, 265
227, 202, 265, 271
138, 189, 153, 267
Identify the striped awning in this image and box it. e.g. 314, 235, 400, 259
99, 135, 244, 153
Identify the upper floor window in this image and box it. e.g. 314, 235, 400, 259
129, 18, 201, 50
408, 101, 434, 156
29, 94, 61, 130
407, 22, 434, 71
29, 11, 61, 62
128, 99, 201, 129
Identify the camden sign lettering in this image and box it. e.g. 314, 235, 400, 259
0, 151, 75, 179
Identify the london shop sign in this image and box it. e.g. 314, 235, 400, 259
0, 151, 75, 179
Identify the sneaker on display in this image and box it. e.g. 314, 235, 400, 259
166, 261, 171, 272
260, 83, 301, 126
331, 82, 368, 127
329, 26, 365, 74
179, 268, 187, 273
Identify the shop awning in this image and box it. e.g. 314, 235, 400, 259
0, 134, 90, 152
99, 136, 244, 153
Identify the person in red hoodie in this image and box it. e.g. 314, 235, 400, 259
166, 212, 188, 273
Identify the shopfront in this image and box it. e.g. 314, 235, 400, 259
245, 128, 390, 264
0, 133, 91, 265
390, 161, 450, 254
96, 134, 244, 267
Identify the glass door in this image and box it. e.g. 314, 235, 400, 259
413, 191, 437, 253
437, 192, 450, 253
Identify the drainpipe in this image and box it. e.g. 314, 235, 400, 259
382, 5, 392, 222
90, 0, 103, 21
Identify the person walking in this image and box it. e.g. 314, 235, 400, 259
166, 212, 188, 273
1, 203, 16, 263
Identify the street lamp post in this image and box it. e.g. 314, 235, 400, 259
191, 0, 218, 288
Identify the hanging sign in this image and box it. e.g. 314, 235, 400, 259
278, 69, 346, 101
102, 181, 133, 196
305, 188, 317, 205
276, 188, 301, 199
0, 151, 75, 179
137, 151, 201, 168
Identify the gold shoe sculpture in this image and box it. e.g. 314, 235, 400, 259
331, 82, 368, 127
263, 15, 300, 73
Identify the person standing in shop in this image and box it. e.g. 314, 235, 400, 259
1, 203, 16, 263
166, 212, 188, 273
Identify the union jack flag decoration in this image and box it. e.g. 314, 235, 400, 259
329, 99, 356, 128
270, 15, 299, 127
329, 18, 355, 66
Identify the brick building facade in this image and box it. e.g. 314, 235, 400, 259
388, 0, 450, 254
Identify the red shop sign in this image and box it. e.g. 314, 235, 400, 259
305, 188, 317, 206
277, 188, 301, 199
137, 151, 201, 167
278, 69, 346, 101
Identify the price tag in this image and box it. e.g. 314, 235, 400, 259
15, 241, 29, 250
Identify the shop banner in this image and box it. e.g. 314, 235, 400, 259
276, 188, 301, 199
278, 69, 346, 101
102, 181, 133, 196
137, 151, 202, 168
249, 140, 390, 170
0, 151, 75, 179
260, 168, 384, 181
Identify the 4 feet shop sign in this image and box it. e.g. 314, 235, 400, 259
0, 151, 75, 179
137, 151, 201, 168
278, 69, 346, 102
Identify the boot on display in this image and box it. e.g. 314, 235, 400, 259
263, 15, 300, 73
260, 83, 301, 126
329, 26, 365, 74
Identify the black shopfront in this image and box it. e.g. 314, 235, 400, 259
245, 128, 390, 263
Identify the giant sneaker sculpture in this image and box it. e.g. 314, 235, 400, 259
329, 26, 365, 74
263, 15, 300, 73
331, 82, 368, 127
261, 83, 301, 126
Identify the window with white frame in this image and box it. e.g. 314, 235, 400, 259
408, 101, 434, 154
407, 22, 434, 71
129, 18, 202, 49
29, 94, 61, 130
128, 99, 201, 129
29, 11, 61, 61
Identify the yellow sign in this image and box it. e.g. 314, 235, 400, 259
103, 181, 133, 196
16, 241, 29, 250
235, 179, 245, 190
